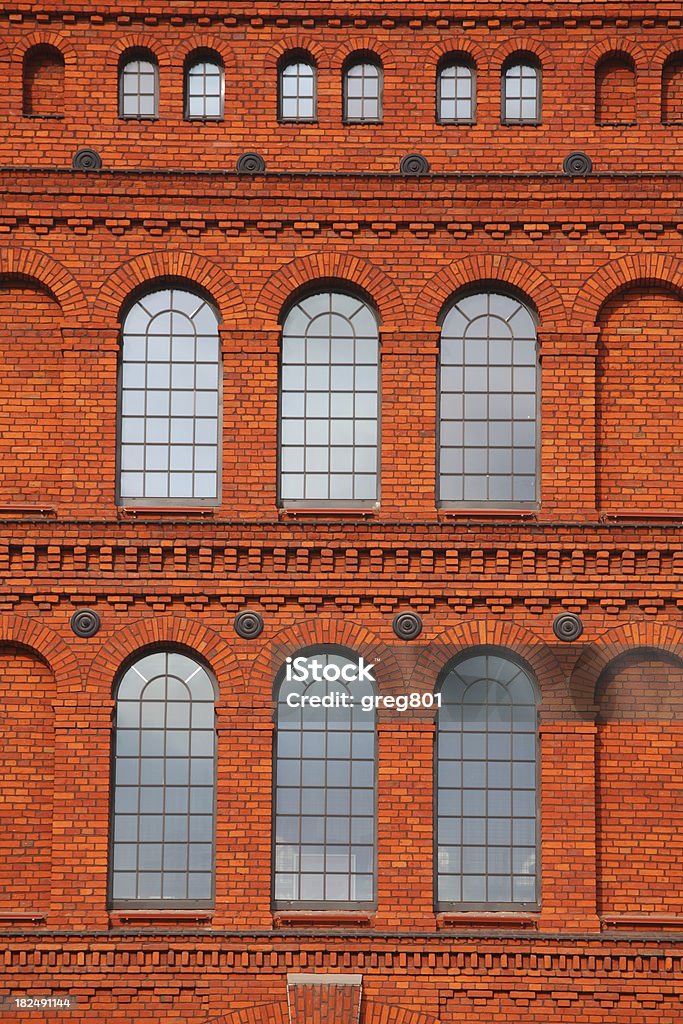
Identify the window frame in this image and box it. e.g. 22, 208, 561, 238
501, 55, 542, 125
22, 44, 66, 119
434, 646, 541, 913
118, 48, 160, 120
436, 288, 541, 510
436, 55, 477, 125
116, 284, 223, 509
108, 647, 218, 911
277, 287, 382, 510
342, 53, 384, 124
278, 52, 318, 123
271, 644, 378, 911
594, 52, 637, 126
184, 49, 225, 122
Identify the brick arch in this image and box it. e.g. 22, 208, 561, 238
207, 1003, 288, 1024
249, 617, 407, 695
106, 34, 171, 71
256, 252, 407, 329
426, 37, 488, 73
569, 620, 683, 710
265, 35, 330, 70
414, 255, 567, 328
331, 36, 397, 71
491, 37, 556, 71
365, 1004, 441, 1024
573, 253, 683, 325
0, 247, 88, 317
407, 620, 568, 712
652, 38, 683, 71
94, 251, 248, 325
0, 38, 8, 64
13, 31, 77, 66
0, 614, 78, 692
582, 37, 649, 72
176, 34, 236, 70
85, 615, 243, 704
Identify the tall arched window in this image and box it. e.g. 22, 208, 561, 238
436, 650, 539, 909
273, 648, 377, 907
662, 53, 683, 124
595, 53, 636, 125
279, 290, 379, 506
23, 45, 65, 117
110, 651, 217, 907
119, 49, 159, 118
502, 55, 541, 123
118, 286, 221, 506
438, 291, 539, 506
279, 53, 317, 121
437, 56, 476, 123
343, 53, 383, 122
185, 50, 224, 120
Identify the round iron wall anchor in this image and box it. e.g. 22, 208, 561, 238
234, 610, 264, 639
70, 608, 101, 638
400, 153, 430, 176
236, 152, 266, 174
563, 151, 592, 177
393, 611, 423, 641
553, 612, 584, 642
72, 148, 103, 171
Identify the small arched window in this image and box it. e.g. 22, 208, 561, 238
436, 650, 539, 909
118, 286, 222, 506
110, 650, 217, 907
273, 648, 377, 907
502, 55, 541, 123
662, 53, 683, 124
437, 56, 476, 124
438, 290, 539, 507
595, 53, 636, 125
343, 53, 383, 122
185, 51, 224, 120
279, 53, 317, 121
279, 290, 380, 506
119, 49, 159, 119
23, 45, 65, 117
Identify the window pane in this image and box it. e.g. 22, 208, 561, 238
344, 60, 382, 121
436, 653, 539, 907
186, 58, 224, 119
503, 62, 540, 122
110, 652, 216, 905
120, 56, 159, 118
438, 62, 475, 122
280, 60, 316, 120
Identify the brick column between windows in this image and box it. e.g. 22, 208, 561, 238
379, 330, 440, 520
537, 328, 599, 520
538, 721, 600, 932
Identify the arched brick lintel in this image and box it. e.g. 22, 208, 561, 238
249, 616, 407, 694
105, 34, 172, 70
582, 36, 649, 72
265, 35, 330, 69
330, 36, 397, 71
94, 251, 248, 325
569, 620, 683, 709
208, 1003, 289, 1024
85, 615, 243, 702
652, 38, 683, 71
256, 252, 407, 329
0, 613, 77, 691
414, 255, 567, 329
0, 247, 88, 317
490, 37, 556, 71
573, 253, 683, 324
407, 620, 568, 712
13, 32, 78, 66
365, 1003, 441, 1024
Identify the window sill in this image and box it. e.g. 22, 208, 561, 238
279, 507, 377, 519
0, 505, 57, 517
109, 910, 214, 927
437, 911, 539, 929
599, 511, 682, 522
273, 911, 374, 928
0, 912, 47, 927
22, 114, 64, 121
438, 508, 537, 519
601, 913, 683, 931
118, 506, 217, 517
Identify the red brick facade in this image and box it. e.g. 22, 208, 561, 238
0, 2, 682, 1022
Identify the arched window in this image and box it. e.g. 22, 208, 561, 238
343, 53, 383, 122
438, 291, 539, 506
23, 45, 65, 117
279, 53, 317, 121
119, 49, 159, 119
437, 56, 476, 123
595, 53, 636, 125
279, 290, 379, 506
110, 650, 217, 907
436, 650, 539, 909
118, 286, 221, 506
273, 648, 377, 907
662, 53, 683, 124
185, 50, 224, 120
502, 55, 541, 123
